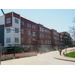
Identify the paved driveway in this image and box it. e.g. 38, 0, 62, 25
1, 48, 75, 65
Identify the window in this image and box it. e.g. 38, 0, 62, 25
33, 32, 35, 36
50, 41, 51, 44
40, 33, 42, 37
6, 38, 11, 43
41, 40, 43, 44
32, 25, 35, 29
45, 30, 46, 33
15, 18, 19, 24
50, 36, 51, 39
21, 38, 24, 43
48, 35, 49, 38
28, 39, 31, 43
49, 31, 51, 34
48, 40, 49, 44
6, 28, 11, 33
22, 21, 24, 26
27, 23, 29, 27
42, 34, 44, 38
6, 18, 11, 24
27, 23, 31, 28
40, 27, 42, 31
45, 40, 47, 44
15, 28, 19, 33
15, 38, 19, 43
42, 28, 43, 32
45, 35, 47, 38
21, 29, 24, 34
29, 24, 31, 28
33, 39, 35, 41
28, 31, 31, 35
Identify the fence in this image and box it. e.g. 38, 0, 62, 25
1, 51, 36, 61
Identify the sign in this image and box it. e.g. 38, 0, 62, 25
55, 46, 58, 50
0, 44, 2, 65
64, 36, 69, 38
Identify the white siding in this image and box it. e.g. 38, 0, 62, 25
12, 16, 21, 45
4, 27, 13, 47
0, 16, 5, 25
4, 14, 21, 47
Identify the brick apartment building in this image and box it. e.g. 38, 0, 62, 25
38, 24, 51, 48
0, 12, 73, 52
51, 29, 60, 47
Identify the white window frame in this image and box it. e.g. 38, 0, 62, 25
6, 28, 11, 33
6, 38, 11, 43
15, 38, 19, 43
15, 28, 19, 33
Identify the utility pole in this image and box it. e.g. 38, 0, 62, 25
64, 36, 69, 54
1, 9, 5, 15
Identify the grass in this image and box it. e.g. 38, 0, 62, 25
64, 52, 75, 58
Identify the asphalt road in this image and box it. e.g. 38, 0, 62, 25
1, 47, 75, 65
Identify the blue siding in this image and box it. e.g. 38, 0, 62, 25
0, 25, 4, 46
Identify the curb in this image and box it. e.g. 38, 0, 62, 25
54, 57, 75, 62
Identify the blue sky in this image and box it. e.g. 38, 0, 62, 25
0, 9, 75, 32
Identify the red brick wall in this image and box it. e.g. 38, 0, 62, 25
5, 12, 12, 27
21, 17, 38, 45
13, 12, 20, 19
51, 29, 60, 46
38, 24, 51, 45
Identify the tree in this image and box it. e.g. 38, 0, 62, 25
69, 26, 75, 41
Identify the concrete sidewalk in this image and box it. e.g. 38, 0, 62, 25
54, 47, 75, 62
1, 47, 75, 65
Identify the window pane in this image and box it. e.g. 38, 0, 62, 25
15, 18, 19, 24
34, 26, 35, 29
33, 32, 35, 36
27, 23, 29, 27
22, 21, 24, 26
21, 29, 24, 34
30, 24, 31, 28
15, 28, 19, 33
6, 28, 11, 33
6, 38, 11, 43
21, 38, 24, 43
6, 18, 11, 24
28, 39, 31, 43
15, 38, 19, 43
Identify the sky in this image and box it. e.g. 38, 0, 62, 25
0, 9, 75, 32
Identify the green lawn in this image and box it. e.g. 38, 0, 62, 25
64, 52, 75, 58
